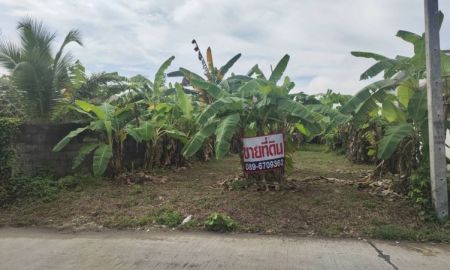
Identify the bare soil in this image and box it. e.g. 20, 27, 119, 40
1, 146, 448, 241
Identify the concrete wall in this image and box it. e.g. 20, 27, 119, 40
14, 123, 144, 176
14, 123, 86, 176
13, 123, 145, 176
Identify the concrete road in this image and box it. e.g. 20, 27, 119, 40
0, 228, 449, 270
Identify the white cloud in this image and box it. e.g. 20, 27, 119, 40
1, 0, 450, 94
172, 0, 204, 23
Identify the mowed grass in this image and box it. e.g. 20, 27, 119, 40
1, 145, 449, 241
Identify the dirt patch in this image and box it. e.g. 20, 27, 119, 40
0, 147, 448, 241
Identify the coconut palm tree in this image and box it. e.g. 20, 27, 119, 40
0, 17, 82, 121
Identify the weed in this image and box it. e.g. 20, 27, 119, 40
318, 224, 344, 237
156, 210, 183, 227
228, 177, 256, 190
57, 174, 101, 191
362, 200, 377, 209
370, 219, 388, 226
57, 175, 80, 190
204, 212, 236, 232
371, 225, 417, 240
129, 184, 143, 195
194, 197, 213, 209
409, 163, 432, 209
371, 224, 450, 242
230, 179, 249, 190
8, 174, 60, 203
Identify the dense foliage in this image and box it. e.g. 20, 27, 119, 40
0, 118, 21, 181
0, 76, 24, 118
322, 13, 450, 209
0, 18, 82, 121
0, 117, 20, 204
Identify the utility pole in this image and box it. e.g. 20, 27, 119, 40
424, 0, 448, 220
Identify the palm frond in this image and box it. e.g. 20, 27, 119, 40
54, 29, 83, 65
0, 40, 21, 70
17, 17, 55, 57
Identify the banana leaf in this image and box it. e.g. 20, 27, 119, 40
93, 143, 113, 176
269, 54, 290, 83
377, 123, 414, 160
215, 113, 240, 158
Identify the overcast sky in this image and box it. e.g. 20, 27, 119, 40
1, 0, 449, 95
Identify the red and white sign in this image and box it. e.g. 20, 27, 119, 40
242, 133, 284, 173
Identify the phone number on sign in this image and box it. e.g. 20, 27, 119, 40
244, 158, 284, 171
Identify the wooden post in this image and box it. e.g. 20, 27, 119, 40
424, 0, 448, 220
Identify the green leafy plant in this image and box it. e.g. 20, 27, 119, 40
57, 175, 80, 190
124, 57, 193, 169
0, 75, 24, 118
129, 184, 143, 195
182, 55, 324, 184
155, 210, 183, 227
204, 212, 236, 232
52, 60, 130, 121
329, 12, 450, 211
53, 100, 131, 176
168, 41, 242, 104
5, 174, 60, 203
57, 174, 100, 191
0, 17, 82, 120
338, 14, 450, 175
0, 117, 21, 181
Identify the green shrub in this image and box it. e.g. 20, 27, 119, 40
156, 210, 183, 227
0, 118, 20, 181
409, 163, 432, 209
4, 174, 60, 203
57, 174, 102, 191
18, 175, 59, 202
229, 178, 252, 190
57, 175, 79, 190
204, 212, 236, 232
0, 186, 8, 205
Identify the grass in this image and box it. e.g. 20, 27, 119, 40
371, 224, 450, 242
1, 144, 449, 242
105, 215, 152, 229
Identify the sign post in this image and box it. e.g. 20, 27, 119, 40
424, 0, 448, 220
242, 133, 285, 174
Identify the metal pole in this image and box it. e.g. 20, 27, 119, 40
424, 0, 448, 220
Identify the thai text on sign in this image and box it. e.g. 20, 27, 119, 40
242, 133, 284, 172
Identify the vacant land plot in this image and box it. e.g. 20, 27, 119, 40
1, 146, 449, 241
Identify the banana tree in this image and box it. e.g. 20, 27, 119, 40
182, 55, 323, 186
126, 82, 193, 168
168, 41, 242, 104
53, 100, 131, 176
341, 12, 450, 176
